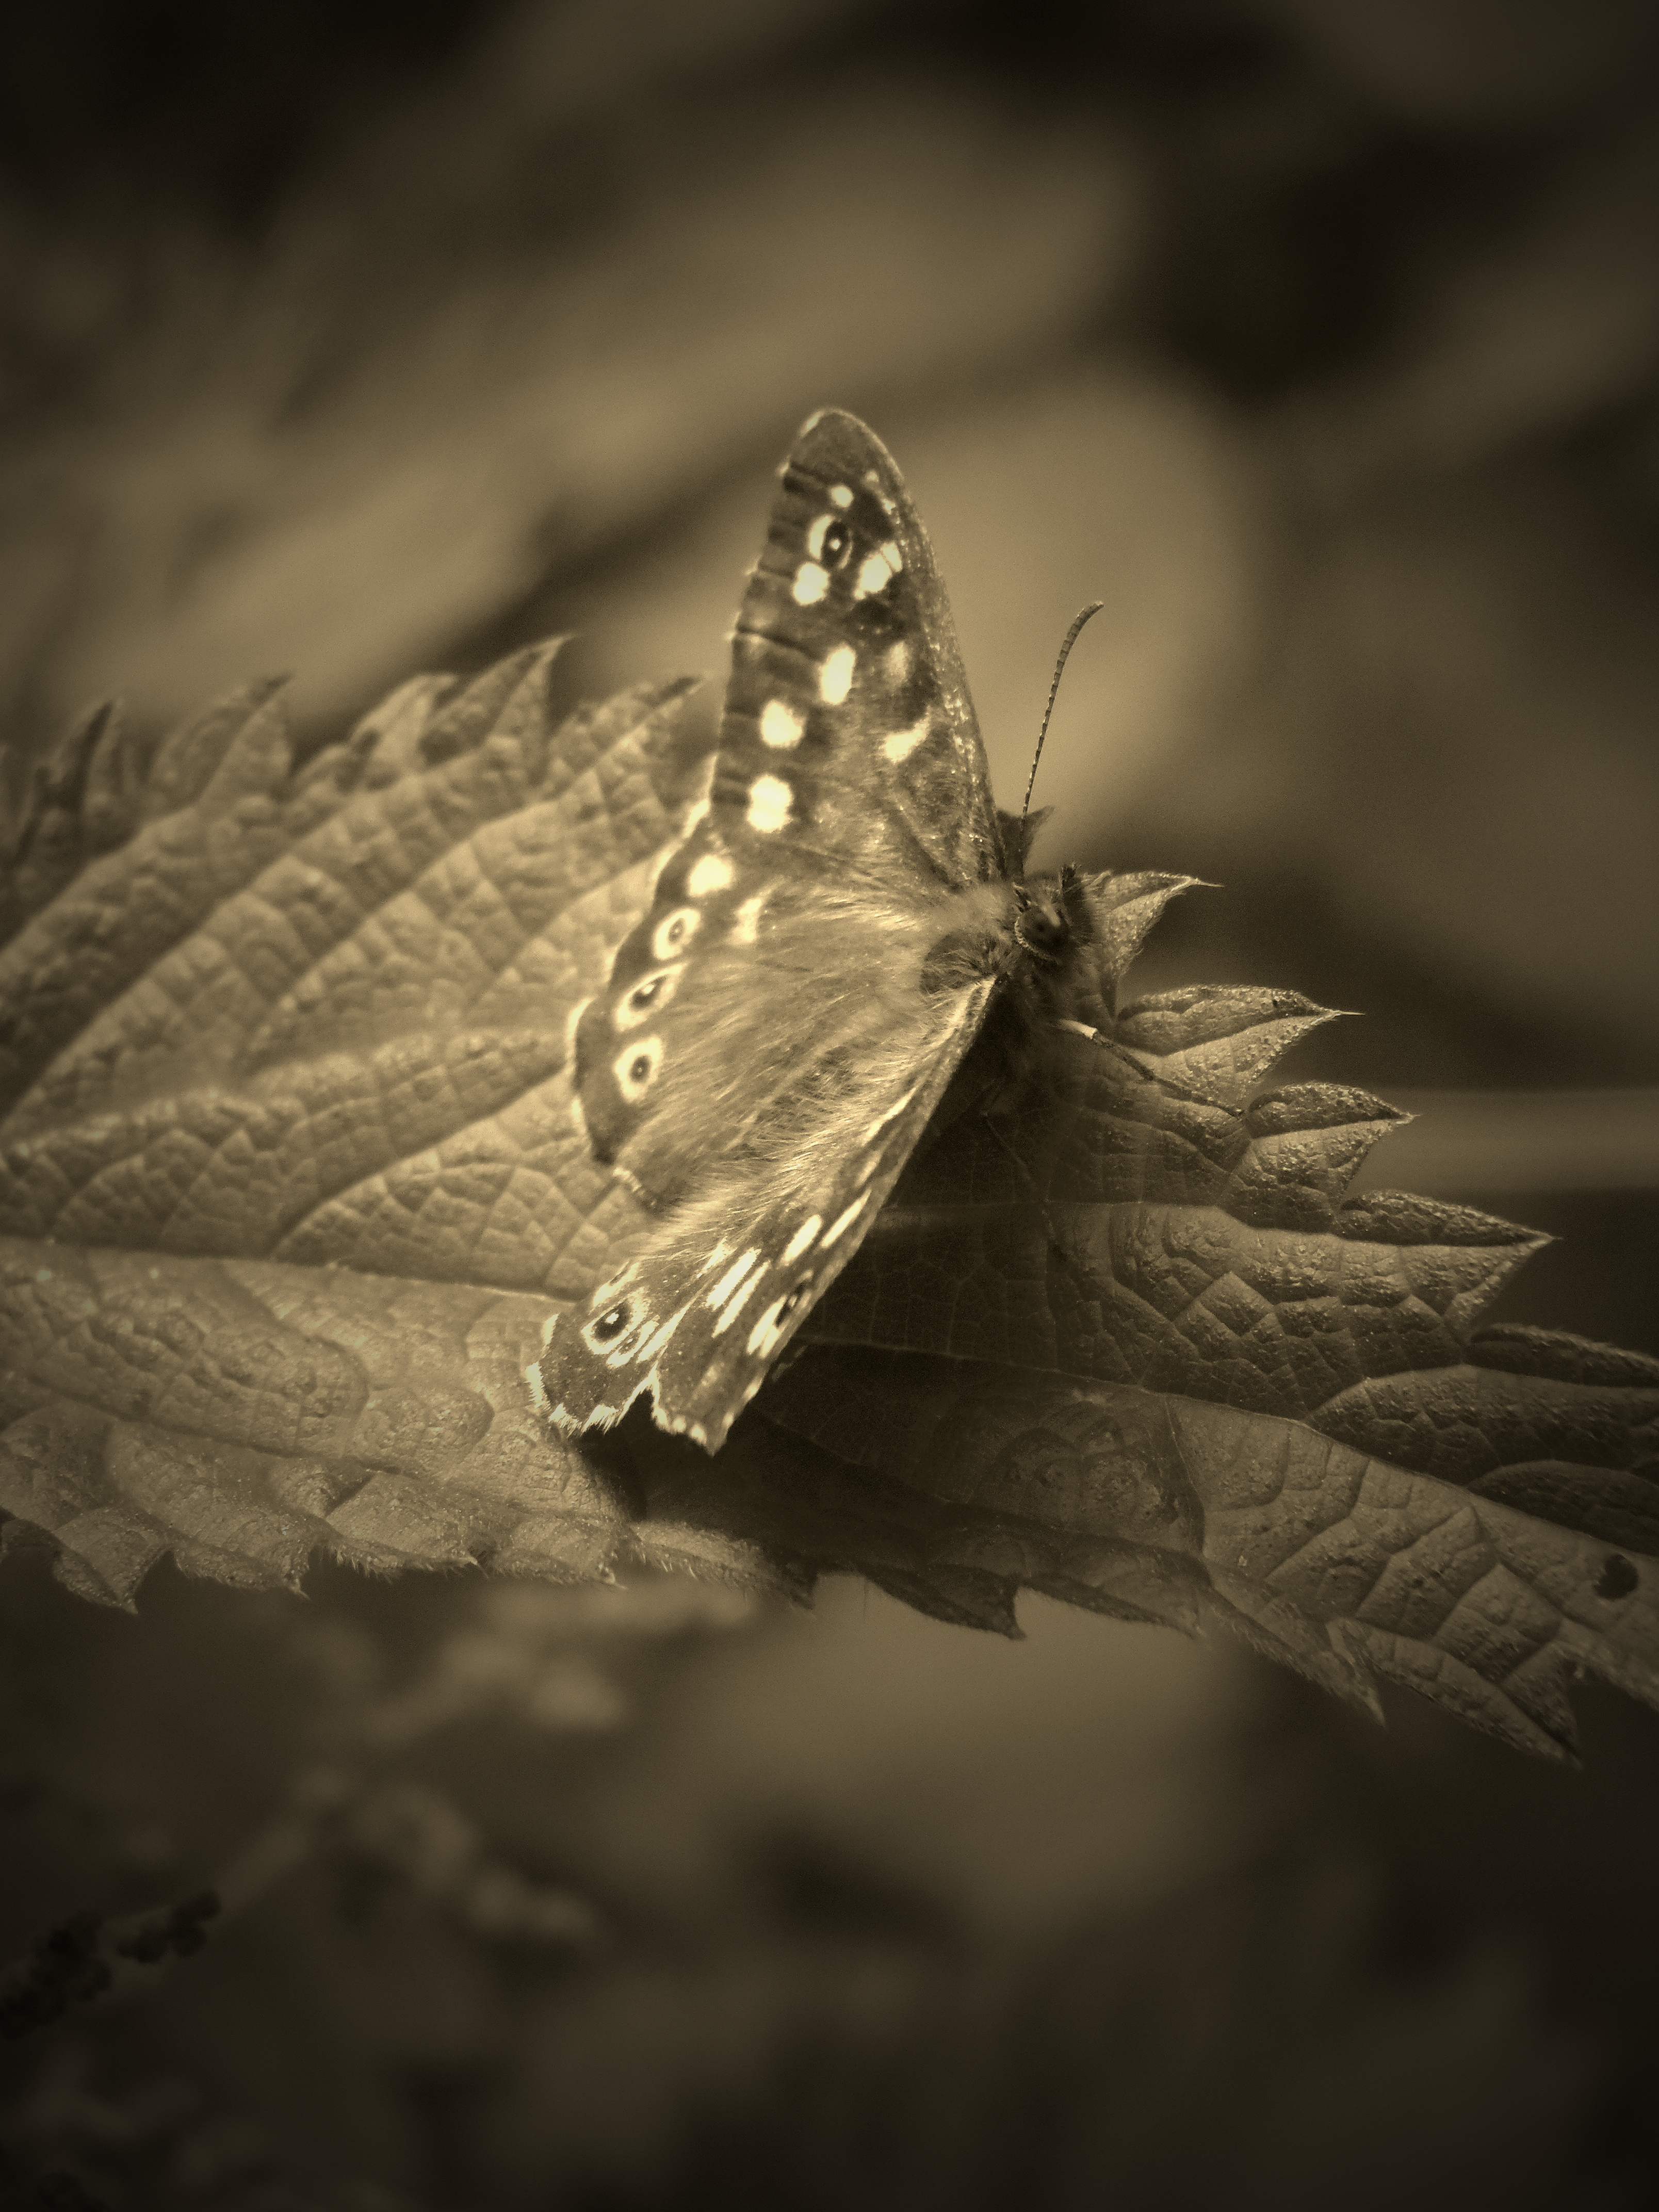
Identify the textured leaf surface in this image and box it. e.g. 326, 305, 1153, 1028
0, 652, 785, 1606
753, 996, 1659, 1754
3, 645, 1656, 1759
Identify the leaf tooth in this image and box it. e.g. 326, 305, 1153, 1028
543, 672, 706, 807
3, 702, 132, 940
1334, 1188, 1547, 1252
1117, 1003, 1347, 1112
1315, 1360, 1658, 1485
43, 1505, 168, 1611
1083, 870, 1204, 992
143, 675, 289, 823
1246, 1082, 1409, 1140
1117, 984, 1332, 1051
330, 673, 460, 794
863, 1560, 1022, 1635
1332, 1196, 1550, 1338
323, 1468, 485, 1564
1467, 1325, 1659, 1391
415, 641, 563, 769
1201, 1581, 1385, 1719
1339, 1620, 1577, 1759
196, 688, 296, 821
1228, 1090, 1414, 1228
82, 699, 142, 855
18, 698, 120, 850
490, 1511, 619, 1584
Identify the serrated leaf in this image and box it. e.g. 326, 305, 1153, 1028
2, 640, 1656, 1762
749, 1002, 1659, 1755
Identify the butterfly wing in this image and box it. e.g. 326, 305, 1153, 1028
741, 407, 1007, 894
540, 409, 1016, 1450
542, 970, 996, 1450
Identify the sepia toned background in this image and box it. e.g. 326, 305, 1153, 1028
3, 1, 1657, 2204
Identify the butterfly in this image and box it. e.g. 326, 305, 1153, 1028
540, 408, 1119, 1452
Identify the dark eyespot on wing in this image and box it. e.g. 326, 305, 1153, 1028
580, 1301, 633, 1353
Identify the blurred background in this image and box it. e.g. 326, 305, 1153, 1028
2, 0, 1658, 2204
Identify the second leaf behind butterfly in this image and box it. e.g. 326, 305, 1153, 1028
542, 408, 1131, 1451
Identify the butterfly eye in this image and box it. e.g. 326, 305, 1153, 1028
592, 1304, 629, 1342
819, 518, 852, 568
777, 1281, 810, 1322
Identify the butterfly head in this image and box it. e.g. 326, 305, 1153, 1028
1010, 874, 1074, 964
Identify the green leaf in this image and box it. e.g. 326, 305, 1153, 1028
3, 641, 1655, 1761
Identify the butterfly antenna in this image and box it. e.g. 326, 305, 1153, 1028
1017, 601, 1104, 876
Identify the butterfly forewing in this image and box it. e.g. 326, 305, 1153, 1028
726, 409, 1005, 892
543, 409, 1018, 1448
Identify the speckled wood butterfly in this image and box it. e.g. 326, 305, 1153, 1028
541, 409, 1117, 1452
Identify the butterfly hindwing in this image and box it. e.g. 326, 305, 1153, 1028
546, 978, 995, 1449
544, 410, 1020, 1448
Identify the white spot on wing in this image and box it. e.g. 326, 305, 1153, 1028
652, 906, 702, 961
760, 698, 804, 748
781, 1215, 821, 1265
711, 1267, 766, 1336
829, 483, 853, 508
707, 1249, 762, 1311
820, 1190, 871, 1247
851, 542, 903, 600
639, 1303, 692, 1360
687, 854, 734, 897
793, 562, 829, 606
733, 891, 766, 943
883, 641, 912, 686
747, 774, 792, 833
882, 713, 931, 764
614, 1034, 663, 1101
590, 1259, 641, 1308
820, 645, 855, 705
746, 1302, 786, 1359
863, 1085, 919, 1142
